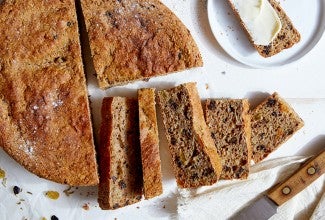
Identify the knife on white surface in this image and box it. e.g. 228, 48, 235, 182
231, 149, 325, 220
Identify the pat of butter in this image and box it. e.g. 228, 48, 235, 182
232, 0, 282, 46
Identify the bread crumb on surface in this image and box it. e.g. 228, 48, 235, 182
0, 168, 5, 179
0, 168, 7, 187
82, 203, 90, 211
1, 177, 7, 187
45, 191, 60, 200
13, 186, 22, 195
63, 186, 75, 197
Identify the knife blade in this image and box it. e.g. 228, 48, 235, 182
231, 149, 325, 220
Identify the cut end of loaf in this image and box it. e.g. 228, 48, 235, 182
205, 99, 252, 180
251, 92, 304, 162
98, 97, 143, 210
158, 82, 222, 188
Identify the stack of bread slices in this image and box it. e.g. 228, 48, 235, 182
98, 82, 304, 209
98, 88, 163, 209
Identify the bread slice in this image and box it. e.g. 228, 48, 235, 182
98, 97, 143, 210
204, 99, 251, 179
251, 93, 304, 162
80, 0, 203, 89
0, 0, 98, 185
138, 88, 163, 199
227, 0, 300, 57
157, 83, 222, 188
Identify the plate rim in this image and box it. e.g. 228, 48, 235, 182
207, 0, 325, 69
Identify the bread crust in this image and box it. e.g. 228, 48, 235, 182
188, 84, 222, 179
0, 0, 98, 185
80, 0, 203, 88
138, 88, 163, 199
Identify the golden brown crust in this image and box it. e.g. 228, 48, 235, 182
98, 98, 114, 209
138, 88, 163, 199
187, 84, 222, 178
0, 0, 98, 186
242, 99, 252, 174
251, 93, 304, 162
80, 0, 203, 89
227, 0, 300, 57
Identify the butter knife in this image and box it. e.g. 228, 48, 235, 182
231, 149, 325, 220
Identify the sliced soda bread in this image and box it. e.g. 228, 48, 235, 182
227, 0, 300, 57
205, 99, 251, 179
138, 88, 163, 199
158, 83, 222, 188
98, 97, 143, 209
251, 93, 304, 162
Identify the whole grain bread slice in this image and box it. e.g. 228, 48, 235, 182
251, 93, 304, 162
80, 0, 203, 89
158, 83, 222, 188
138, 88, 163, 199
204, 99, 251, 179
98, 97, 143, 210
227, 0, 300, 57
0, 0, 98, 186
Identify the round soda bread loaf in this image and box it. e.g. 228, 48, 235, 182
0, 0, 98, 186
80, 0, 203, 88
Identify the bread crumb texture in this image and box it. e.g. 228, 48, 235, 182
251, 93, 304, 162
158, 83, 222, 188
98, 97, 143, 209
205, 99, 252, 180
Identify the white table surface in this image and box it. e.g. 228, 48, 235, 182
0, 0, 324, 219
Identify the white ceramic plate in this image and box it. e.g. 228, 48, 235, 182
207, 0, 325, 68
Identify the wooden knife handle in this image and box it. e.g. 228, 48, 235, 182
267, 150, 325, 206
